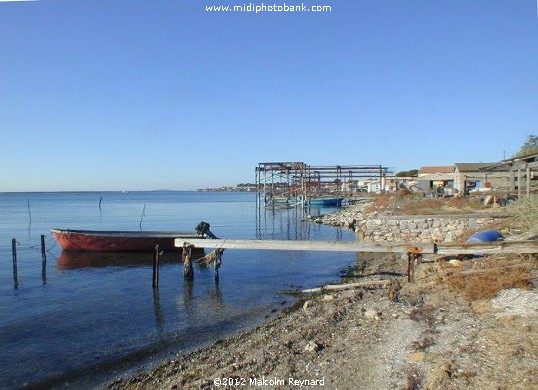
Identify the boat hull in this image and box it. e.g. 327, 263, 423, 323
466, 230, 503, 243
308, 197, 343, 206
51, 229, 202, 252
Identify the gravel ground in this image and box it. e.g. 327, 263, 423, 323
106, 250, 537, 390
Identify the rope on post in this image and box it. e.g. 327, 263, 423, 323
195, 248, 224, 280
196, 248, 224, 266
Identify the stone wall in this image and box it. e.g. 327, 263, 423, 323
353, 214, 508, 242
309, 201, 510, 243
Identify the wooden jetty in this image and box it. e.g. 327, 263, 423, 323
175, 238, 538, 282
175, 238, 537, 255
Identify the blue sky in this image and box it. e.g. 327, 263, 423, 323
1, 0, 537, 191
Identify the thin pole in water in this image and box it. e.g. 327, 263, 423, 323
27, 200, 32, 226
12, 238, 18, 289
41, 234, 47, 284
139, 204, 146, 230
40, 235, 47, 262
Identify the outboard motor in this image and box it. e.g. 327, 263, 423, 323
195, 221, 218, 239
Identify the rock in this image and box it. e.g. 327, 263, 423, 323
303, 300, 312, 310
322, 294, 335, 301
304, 340, 321, 353
408, 352, 426, 362
364, 308, 380, 320
448, 259, 462, 267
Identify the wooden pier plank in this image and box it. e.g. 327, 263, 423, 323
435, 240, 538, 255
175, 238, 435, 254
175, 238, 538, 255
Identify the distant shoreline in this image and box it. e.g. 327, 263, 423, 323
0, 189, 197, 194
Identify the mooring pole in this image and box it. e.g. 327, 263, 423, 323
182, 243, 194, 280
152, 244, 160, 288
41, 235, 47, 284
12, 238, 18, 289
40, 234, 47, 262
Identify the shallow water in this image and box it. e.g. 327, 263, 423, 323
0, 191, 356, 388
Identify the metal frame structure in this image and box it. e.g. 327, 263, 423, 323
255, 162, 390, 209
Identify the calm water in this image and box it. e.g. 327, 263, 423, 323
0, 191, 356, 388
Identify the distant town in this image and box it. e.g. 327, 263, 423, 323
197, 184, 258, 192
198, 136, 537, 197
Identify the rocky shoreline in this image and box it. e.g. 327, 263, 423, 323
107, 202, 537, 389
308, 199, 510, 243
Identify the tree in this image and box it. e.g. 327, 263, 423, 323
395, 169, 418, 177
514, 135, 538, 158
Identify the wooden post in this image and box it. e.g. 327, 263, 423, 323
526, 164, 530, 197
517, 167, 522, 199
152, 244, 160, 288
182, 243, 194, 280
27, 200, 32, 226
40, 235, 47, 262
407, 253, 414, 283
41, 235, 47, 284
12, 238, 18, 289
407, 252, 422, 283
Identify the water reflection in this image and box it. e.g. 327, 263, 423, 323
56, 251, 204, 270
42, 256, 47, 284
256, 206, 311, 240
178, 276, 226, 328
152, 288, 164, 333
255, 204, 345, 242
13, 260, 18, 290
206, 278, 225, 315
183, 279, 194, 309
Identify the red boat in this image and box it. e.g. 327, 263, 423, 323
51, 229, 203, 252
